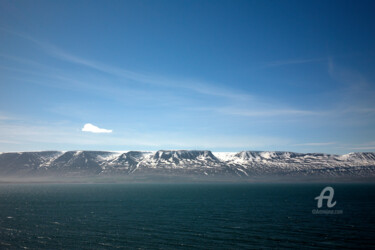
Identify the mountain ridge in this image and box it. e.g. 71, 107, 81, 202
0, 150, 375, 179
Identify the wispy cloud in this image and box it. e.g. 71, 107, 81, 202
341, 107, 375, 115
346, 141, 375, 151
50, 53, 252, 101
0, 115, 11, 120
296, 142, 336, 146
82, 123, 112, 133
0, 120, 289, 151
262, 52, 368, 69
192, 106, 323, 118
0, 112, 16, 121
0, 27, 251, 101
327, 59, 375, 119
264, 57, 327, 68
328, 59, 369, 88
350, 147, 375, 150
0, 139, 20, 144
0, 29, 327, 120
217, 107, 319, 117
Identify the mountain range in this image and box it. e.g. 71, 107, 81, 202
1, 150, 375, 181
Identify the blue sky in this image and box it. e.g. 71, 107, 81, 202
0, 0, 375, 154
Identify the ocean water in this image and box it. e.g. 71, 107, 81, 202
0, 183, 374, 249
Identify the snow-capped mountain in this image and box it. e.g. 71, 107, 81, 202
0, 150, 375, 179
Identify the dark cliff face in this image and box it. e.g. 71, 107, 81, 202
234, 151, 332, 161
0, 151, 61, 175
0, 150, 374, 178
342, 152, 375, 161
45, 151, 110, 175
153, 150, 218, 163
104, 151, 147, 174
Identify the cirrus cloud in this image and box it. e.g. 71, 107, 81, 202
82, 123, 112, 133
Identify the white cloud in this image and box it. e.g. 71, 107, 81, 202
81, 123, 112, 133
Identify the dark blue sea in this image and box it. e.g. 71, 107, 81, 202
0, 183, 374, 249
